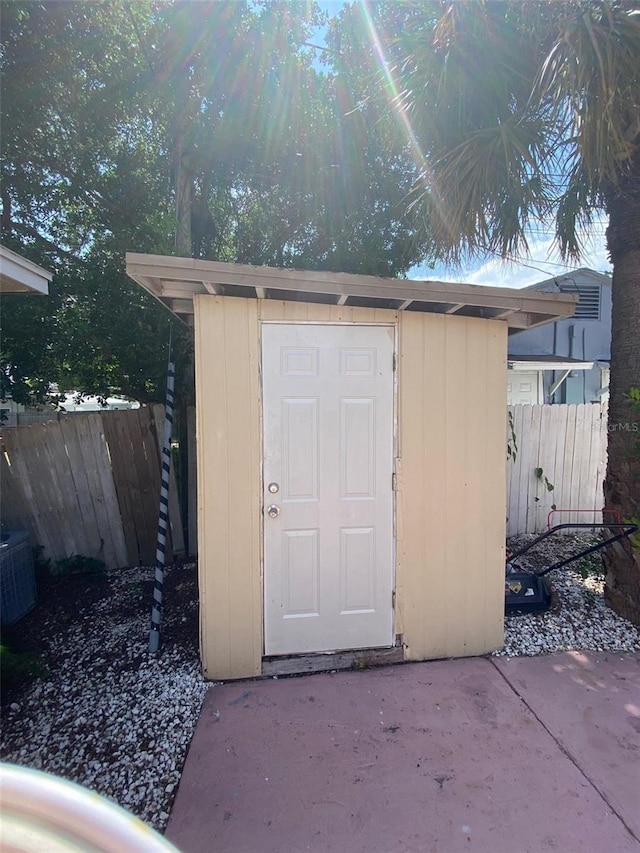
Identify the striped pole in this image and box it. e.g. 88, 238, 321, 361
149, 355, 175, 653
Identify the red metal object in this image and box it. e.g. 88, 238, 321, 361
547, 508, 622, 531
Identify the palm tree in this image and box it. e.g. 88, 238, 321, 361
336, 0, 640, 623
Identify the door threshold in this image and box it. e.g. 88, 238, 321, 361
262, 642, 404, 678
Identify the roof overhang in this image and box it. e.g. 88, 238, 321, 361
0, 245, 52, 295
508, 357, 594, 371
125, 253, 577, 330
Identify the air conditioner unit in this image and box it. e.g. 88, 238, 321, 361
0, 530, 37, 625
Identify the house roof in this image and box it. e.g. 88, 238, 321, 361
523, 268, 612, 293
0, 245, 52, 295
125, 253, 577, 330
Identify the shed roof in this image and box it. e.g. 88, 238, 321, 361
125, 253, 576, 331
0, 245, 52, 295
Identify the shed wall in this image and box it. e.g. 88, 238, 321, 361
397, 312, 507, 660
195, 296, 506, 680
194, 296, 262, 679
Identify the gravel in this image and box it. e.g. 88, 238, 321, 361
1, 537, 639, 834
497, 533, 640, 657
0, 562, 210, 833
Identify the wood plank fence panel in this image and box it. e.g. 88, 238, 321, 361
25, 422, 80, 558
13, 425, 55, 556
102, 408, 169, 567
593, 403, 608, 523
59, 418, 101, 558
563, 405, 579, 525
100, 411, 140, 565
526, 404, 543, 533
530, 404, 555, 533
1, 428, 49, 552
507, 404, 523, 536
515, 405, 533, 536
26, 424, 69, 558
72, 415, 126, 569
0, 437, 28, 530
1, 418, 123, 565
507, 403, 608, 536
551, 402, 568, 518
1, 407, 183, 570
85, 414, 129, 567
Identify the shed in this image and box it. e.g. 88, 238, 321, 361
126, 253, 576, 680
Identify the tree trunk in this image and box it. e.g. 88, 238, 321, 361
603, 155, 640, 625
174, 143, 193, 257
1, 187, 12, 239
171, 41, 194, 258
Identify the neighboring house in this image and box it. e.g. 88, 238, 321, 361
507, 268, 611, 405
2, 396, 140, 428
0, 398, 26, 428
57, 394, 140, 413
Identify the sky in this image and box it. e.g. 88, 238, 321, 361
315, 0, 613, 290
410, 226, 612, 290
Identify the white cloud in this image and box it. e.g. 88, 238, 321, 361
410, 223, 612, 289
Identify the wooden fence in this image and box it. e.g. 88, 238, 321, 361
0, 406, 185, 570
507, 403, 608, 536
1, 400, 607, 561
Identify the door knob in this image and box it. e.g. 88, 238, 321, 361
267, 504, 280, 518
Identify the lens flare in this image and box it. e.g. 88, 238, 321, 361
358, 1, 454, 247
359, 1, 427, 177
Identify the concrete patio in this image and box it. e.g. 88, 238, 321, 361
167, 652, 640, 853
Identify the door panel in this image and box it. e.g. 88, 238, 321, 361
282, 398, 318, 500
340, 526, 376, 612
262, 324, 394, 656
340, 398, 376, 498
282, 529, 319, 616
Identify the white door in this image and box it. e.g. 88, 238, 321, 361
262, 324, 394, 656
507, 371, 541, 405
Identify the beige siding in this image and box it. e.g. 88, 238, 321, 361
397, 312, 506, 660
194, 295, 262, 679
195, 295, 507, 679
258, 300, 397, 324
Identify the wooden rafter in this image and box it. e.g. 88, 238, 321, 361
126, 253, 577, 330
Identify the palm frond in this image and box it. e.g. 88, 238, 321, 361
532, 1, 640, 188
555, 167, 599, 260
356, 0, 639, 264
409, 116, 555, 263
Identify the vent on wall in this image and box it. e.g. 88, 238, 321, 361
559, 283, 601, 320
